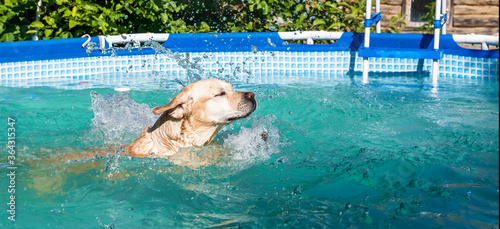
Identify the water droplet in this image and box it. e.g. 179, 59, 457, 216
251, 45, 258, 53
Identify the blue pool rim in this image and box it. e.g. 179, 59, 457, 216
0, 32, 498, 63
1, 32, 498, 89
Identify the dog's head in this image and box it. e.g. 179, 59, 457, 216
152, 79, 257, 125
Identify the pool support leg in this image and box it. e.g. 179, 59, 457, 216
432, 0, 443, 84
362, 0, 373, 84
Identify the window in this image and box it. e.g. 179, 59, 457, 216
403, 0, 450, 28
410, 0, 434, 22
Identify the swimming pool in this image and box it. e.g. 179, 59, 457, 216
0, 32, 499, 228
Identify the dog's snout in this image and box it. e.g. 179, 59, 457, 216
245, 92, 255, 100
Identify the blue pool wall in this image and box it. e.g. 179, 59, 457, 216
0, 32, 498, 88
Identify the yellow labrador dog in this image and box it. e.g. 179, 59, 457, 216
54, 78, 257, 168
26, 78, 256, 195
125, 78, 257, 158
113, 78, 257, 167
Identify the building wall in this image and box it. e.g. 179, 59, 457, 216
380, 0, 499, 36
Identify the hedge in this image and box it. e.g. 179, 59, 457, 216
0, 0, 406, 42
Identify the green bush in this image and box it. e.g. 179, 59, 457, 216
0, 0, 403, 42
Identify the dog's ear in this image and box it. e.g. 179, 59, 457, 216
152, 93, 193, 119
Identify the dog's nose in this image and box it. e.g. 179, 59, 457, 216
245, 92, 255, 100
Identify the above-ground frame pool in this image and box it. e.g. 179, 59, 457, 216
0, 32, 499, 228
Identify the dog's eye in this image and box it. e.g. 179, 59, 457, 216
215, 92, 226, 97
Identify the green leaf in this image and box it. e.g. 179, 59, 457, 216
228, 26, 240, 32
99, 21, 109, 33
294, 4, 304, 13
69, 19, 78, 29
59, 31, 72, 38
338, 2, 350, 8
26, 29, 38, 34
327, 22, 342, 30
44, 29, 53, 37
324, 1, 335, 7
263, 3, 271, 15
198, 21, 210, 32
313, 19, 325, 26
1, 32, 15, 42
245, 21, 253, 30
160, 13, 169, 23
391, 16, 397, 23
83, 5, 98, 11
4, 0, 14, 7
29, 21, 44, 28
55, 0, 68, 5
45, 16, 56, 26
0, 11, 16, 23
72, 6, 78, 18
345, 14, 357, 21
294, 21, 303, 28
63, 9, 72, 17
389, 24, 399, 33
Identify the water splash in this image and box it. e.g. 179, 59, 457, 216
85, 38, 266, 86
88, 91, 157, 146
105, 146, 125, 174
85, 40, 204, 86
267, 38, 276, 47
221, 115, 281, 168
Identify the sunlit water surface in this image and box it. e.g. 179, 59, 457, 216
0, 75, 498, 228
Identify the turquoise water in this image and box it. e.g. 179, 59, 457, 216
1, 76, 498, 228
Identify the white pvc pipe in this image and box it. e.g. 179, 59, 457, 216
434, 0, 442, 50
432, 0, 442, 83
452, 34, 499, 46
481, 42, 489, 50
432, 60, 439, 84
363, 59, 369, 84
375, 0, 381, 33
441, 0, 447, 34
364, 0, 372, 49
278, 31, 344, 41
277, 32, 499, 47
362, 0, 372, 83
104, 33, 170, 47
